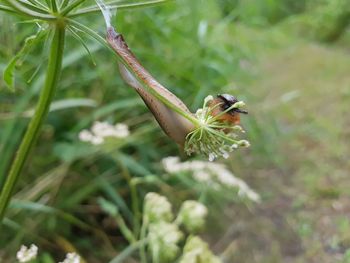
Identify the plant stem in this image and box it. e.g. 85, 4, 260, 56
69, 0, 174, 18
0, 23, 65, 224
2, 0, 55, 19
60, 0, 86, 16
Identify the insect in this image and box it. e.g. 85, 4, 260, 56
209, 94, 248, 125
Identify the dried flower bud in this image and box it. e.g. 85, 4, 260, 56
144, 192, 174, 222
177, 201, 208, 233
179, 236, 221, 263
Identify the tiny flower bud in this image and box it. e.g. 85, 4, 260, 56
238, 140, 250, 147
204, 95, 214, 105
232, 101, 245, 108
177, 201, 208, 233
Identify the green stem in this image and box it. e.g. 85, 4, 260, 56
50, 0, 58, 12
68, 0, 174, 18
2, 0, 55, 19
0, 23, 65, 224
139, 215, 148, 263
130, 179, 141, 237
0, 3, 18, 14
60, 0, 86, 16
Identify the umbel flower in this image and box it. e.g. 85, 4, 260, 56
162, 157, 260, 202
185, 95, 250, 161
144, 192, 174, 223
148, 222, 183, 262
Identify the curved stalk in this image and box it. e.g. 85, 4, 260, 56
106, 28, 200, 145
0, 23, 65, 223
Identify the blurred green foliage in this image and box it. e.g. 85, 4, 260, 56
0, 0, 350, 262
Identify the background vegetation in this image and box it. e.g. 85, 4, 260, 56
0, 0, 349, 262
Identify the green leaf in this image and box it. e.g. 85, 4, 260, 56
98, 197, 119, 216
2, 29, 47, 91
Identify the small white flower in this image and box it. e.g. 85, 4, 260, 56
162, 157, 181, 173
114, 123, 130, 137
162, 157, 260, 202
208, 153, 216, 162
59, 252, 80, 263
91, 136, 104, 145
78, 121, 130, 145
16, 244, 38, 262
78, 130, 93, 142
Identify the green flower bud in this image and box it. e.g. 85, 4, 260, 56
180, 236, 222, 263
144, 192, 174, 223
177, 201, 208, 233
148, 222, 183, 262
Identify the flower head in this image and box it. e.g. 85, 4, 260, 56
185, 95, 249, 161
162, 157, 260, 202
177, 200, 208, 233
148, 222, 183, 262
179, 236, 221, 263
78, 121, 129, 145
144, 192, 174, 223
16, 244, 38, 262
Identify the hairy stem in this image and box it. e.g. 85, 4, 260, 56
0, 23, 65, 223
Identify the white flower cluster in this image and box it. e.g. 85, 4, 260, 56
143, 193, 211, 262
179, 236, 221, 263
144, 192, 174, 223
16, 244, 80, 263
79, 121, 129, 145
162, 157, 260, 202
16, 244, 38, 262
177, 201, 208, 232
59, 252, 80, 263
148, 222, 183, 262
